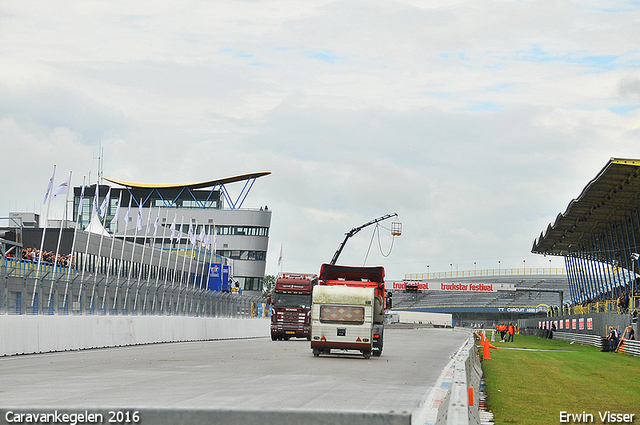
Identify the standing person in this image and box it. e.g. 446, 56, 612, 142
507, 322, 515, 343
607, 326, 618, 352
498, 322, 507, 342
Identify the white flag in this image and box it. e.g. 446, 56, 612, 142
199, 225, 206, 244
145, 207, 153, 234
213, 224, 217, 253
91, 186, 99, 218
77, 183, 86, 218
110, 192, 122, 224
170, 216, 176, 240
136, 200, 143, 231
52, 175, 69, 200
153, 208, 160, 236
205, 228, 211, 250
124, 196, 132, 226
100, 187, 111, 218
277, 243, 283, 267
188, 223, 196, 245
43, 167, 56, 205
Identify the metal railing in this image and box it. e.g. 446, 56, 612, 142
550, 298, 640, 316
0, 258, 268, 318
405, 267, 566, 281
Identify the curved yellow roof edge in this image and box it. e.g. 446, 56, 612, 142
103, 171, 271, 189
611, 158, 640, 166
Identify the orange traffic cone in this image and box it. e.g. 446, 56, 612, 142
482, 336, 498, 360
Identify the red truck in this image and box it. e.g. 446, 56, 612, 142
314, 263, 386, 356
270, 272, 318, 341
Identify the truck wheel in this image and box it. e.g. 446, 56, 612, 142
313, 348, 320, 357
363, 350, 371, 359
373, 350, 382, 357
307, 336, 311, 341
271, 334, 277, 341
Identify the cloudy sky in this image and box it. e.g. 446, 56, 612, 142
1, 1, 639, 280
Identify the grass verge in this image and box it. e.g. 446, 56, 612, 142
480, 334, 640, 424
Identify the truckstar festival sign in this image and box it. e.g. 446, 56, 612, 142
387, 281, 515, 292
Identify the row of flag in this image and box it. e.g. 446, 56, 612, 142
42, 166, 216, 249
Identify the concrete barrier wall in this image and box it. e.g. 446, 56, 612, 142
0, 315, 270, 356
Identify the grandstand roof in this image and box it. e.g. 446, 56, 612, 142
532, 158, 640, 257
103, 172, 271, 190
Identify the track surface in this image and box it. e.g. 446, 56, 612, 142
0, 328, 469, 414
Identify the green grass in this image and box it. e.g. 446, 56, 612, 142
480, 335, 640, 424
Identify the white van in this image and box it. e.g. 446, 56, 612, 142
310, 285, 375, 359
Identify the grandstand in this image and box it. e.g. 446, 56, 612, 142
388, 271, 570, 327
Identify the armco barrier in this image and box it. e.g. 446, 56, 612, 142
0, 315, 269, 356
551, 331, 605, 350
414, 333, 481, 425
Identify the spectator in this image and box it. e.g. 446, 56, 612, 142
507, 322, 515, 343
625, 325, 635, 341
607, 326, 618, 352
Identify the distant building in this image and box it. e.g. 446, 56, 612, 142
73, 172, 271, 293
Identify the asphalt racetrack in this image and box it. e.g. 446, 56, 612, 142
0, 327, 470, 421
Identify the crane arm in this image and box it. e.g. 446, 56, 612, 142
329, 213, 398, 265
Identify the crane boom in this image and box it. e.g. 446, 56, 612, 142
329, 213, 398, 265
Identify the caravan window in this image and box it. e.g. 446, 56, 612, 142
319, 305, 364, 325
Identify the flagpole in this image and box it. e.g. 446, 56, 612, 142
184, 221, 197, 313
33, 165, 56, 308
197, 224, 209, 291
90, 186, 111, 311
102, 191, 122, 311
48, 170, 72, 310
151, 208, 170, 313
177, 219, 191, 312
142, 206, 160, 312
134, 206, 153, 310
113, 195, 132, 312
79, 183, 100, 314
160, 211, 177, 313
124, 198, 142, 314
171, 215, 184, 314
64, 176, 85, 313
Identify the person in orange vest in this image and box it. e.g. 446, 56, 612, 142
507, 322, 515, 342
497, 323, 507, 342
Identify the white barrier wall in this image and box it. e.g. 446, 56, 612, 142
0, 315, 270, 356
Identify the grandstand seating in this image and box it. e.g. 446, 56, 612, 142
391, 274, 570, 310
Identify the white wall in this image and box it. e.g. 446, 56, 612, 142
0, 315, 269, 356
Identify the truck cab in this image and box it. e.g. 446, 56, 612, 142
270, 273, 317, 341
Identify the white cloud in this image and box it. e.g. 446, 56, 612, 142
1, 0, 639, 280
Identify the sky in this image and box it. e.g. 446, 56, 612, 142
1, 0, 640, 281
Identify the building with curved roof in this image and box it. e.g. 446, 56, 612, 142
73, 172, 271, 293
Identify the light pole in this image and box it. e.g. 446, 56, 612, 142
426, 264, 429, 278
523, 259, 526, 273
474, 261, 477, 276
632, 253, 639, 296
498, 260, 501, 274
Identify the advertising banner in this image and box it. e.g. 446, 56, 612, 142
222, 265, 230, 291
388, 281, 515, 292
208, 263, 222, 291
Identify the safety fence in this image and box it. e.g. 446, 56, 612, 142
0, 258, 268, 318
405, 267, 566, 281
555, 298, 640, 316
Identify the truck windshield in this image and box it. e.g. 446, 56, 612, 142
274, 293, 311, 308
